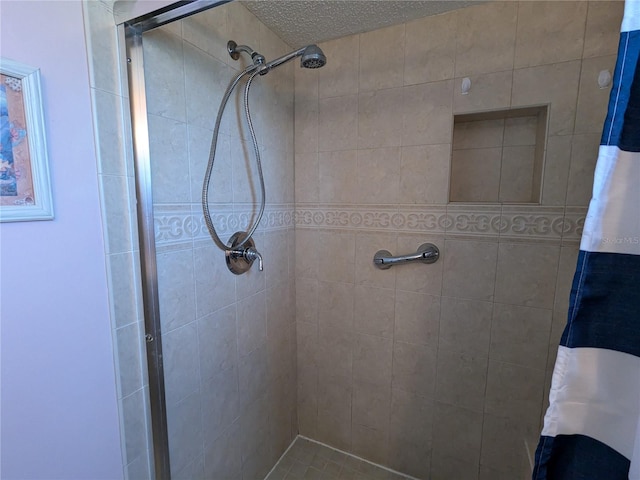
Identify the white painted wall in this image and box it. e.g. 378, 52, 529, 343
0, 1, 124, 478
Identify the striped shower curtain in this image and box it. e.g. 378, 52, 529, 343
532, 1, 640, 478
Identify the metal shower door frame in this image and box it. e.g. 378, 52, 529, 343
120, 1, 229, 478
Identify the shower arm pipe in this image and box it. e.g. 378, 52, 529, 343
202, 63, 260, 251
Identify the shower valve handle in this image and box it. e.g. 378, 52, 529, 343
225, 231, 263, 274
243, 247, 263, 271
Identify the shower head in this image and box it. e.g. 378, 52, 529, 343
300, 45, 326, 69
262, 44, 327, 72
228, 39, 327, 74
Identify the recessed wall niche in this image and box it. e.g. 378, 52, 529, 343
449, 106, 548, 204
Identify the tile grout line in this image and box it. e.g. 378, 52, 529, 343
295, 435, 422, 480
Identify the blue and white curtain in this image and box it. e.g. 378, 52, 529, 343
533, 1, 640, 478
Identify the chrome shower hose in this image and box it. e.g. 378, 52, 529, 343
201, 64, 266, 252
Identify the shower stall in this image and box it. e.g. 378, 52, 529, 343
82, 0, 623, 479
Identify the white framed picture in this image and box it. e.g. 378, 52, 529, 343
0, 57, 53, 222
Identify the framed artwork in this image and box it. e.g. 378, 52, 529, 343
0, 58, 53, 222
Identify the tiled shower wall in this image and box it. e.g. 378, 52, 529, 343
293, 2, 623, 479
83, 1, 297, 479
144, 3, 297, 479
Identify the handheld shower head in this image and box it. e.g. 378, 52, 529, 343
300, 45, 326, 69
262, 44, 327, 72
227, 39, 327, 74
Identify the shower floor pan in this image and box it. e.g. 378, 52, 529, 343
265, 437, 417, 480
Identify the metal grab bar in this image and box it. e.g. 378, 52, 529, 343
373, 243, 440, 270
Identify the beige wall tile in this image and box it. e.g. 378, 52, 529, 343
317, 373, 352, 450
297, 320, 318, 371
317, 230, 355, 283
399, 144, 451, 205
403, 80, 454, 146
157, 249, 196, 332
583, 1, 625, 58
455, 2, 517, 77
262, 230, 289, 288
358, 87, 404, 148
453, 119, 505, 150
202, 420, 241, 480
295, 152, 319, 203
236, 292, 267, 357
494, 243, 560, 309
238, 344, 269, 407
430, 454, 479, 480
404, 11, 457, 85
449, 147, 502, 203
295, 229, 318, 279
392, 341, 437, 398
317, 325, 354, 380
439, 297, 493, 356
575, 55, 617, 134
353, 333, 393, 387
352, 381, 391, 431
566, 133, 600, 206
201, 366, 240, 445
359, 24, 405, 92
319, 34, 359, 99
317, 371, 352, 419
318, 281, 355, 332
356, 147, 401, 204
297, 395, 318, 439
504, 116, 537, 147
541, 135, 573, 205
184, 43, 233, 133
394, 291, 440, 347
431, 402, 483, 467
453, 71, 513, 114
143, 28, 186, 122
294, 97, 319, 154
148, 114, 190, 203
182, 6, 227, 66
354, 285, 395, 338
351, 424, 389, 467
490, 303, 552, 370
262, 146, 294, 204
318, 95, 358, 152
388, 388, 433, 478
484, 360, 546, 427
479, 464, 520, 480
318, 150, 359, 204
514, 2, 587, 68
512, 61, 581, 136
435, 347, 488, 413
442, 239, 498, 301
198, 306, 238, 381
480, 413, 539, 474
194, 244, 236, 316
498, 145, 536, 203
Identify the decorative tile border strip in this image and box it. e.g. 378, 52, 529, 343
154, 203, 587, 248
154, 203, 294, 249
295, 204, 587, 243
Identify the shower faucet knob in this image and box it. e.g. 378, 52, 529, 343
226, 231, 263, 274
244, 247, 263, 271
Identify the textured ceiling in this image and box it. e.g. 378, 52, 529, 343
241, 1, 477, 48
